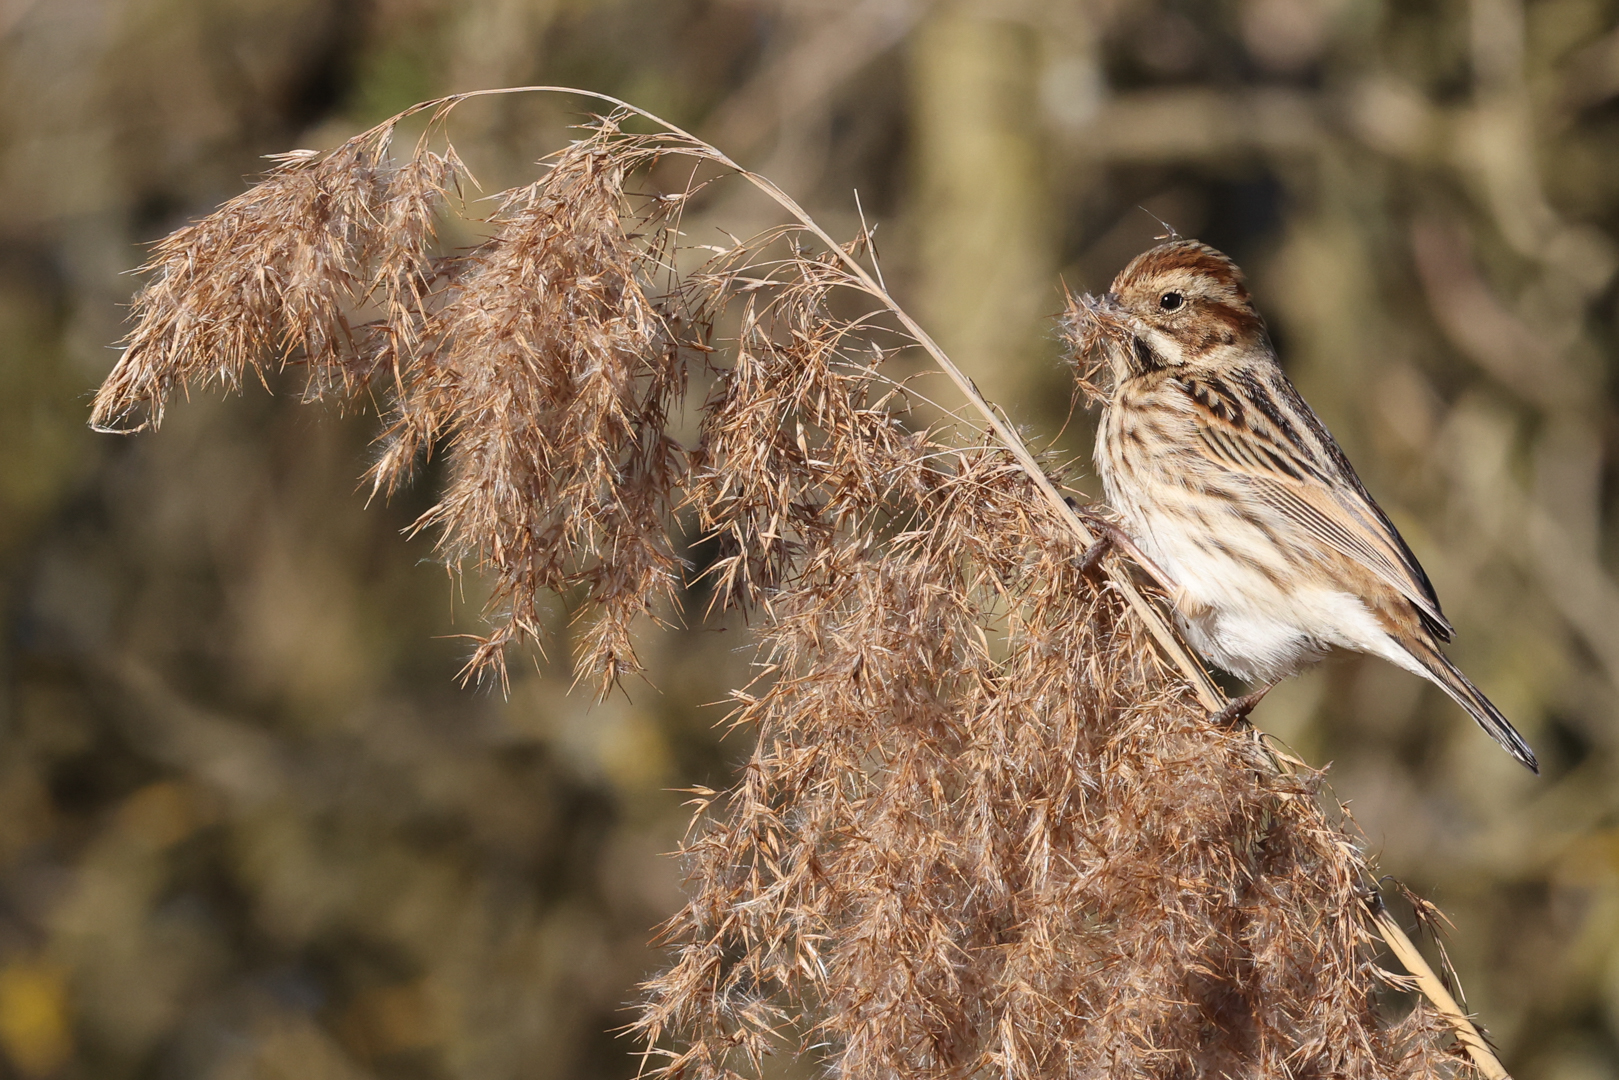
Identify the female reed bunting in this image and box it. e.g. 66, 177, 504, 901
1082, 239, 1538, 772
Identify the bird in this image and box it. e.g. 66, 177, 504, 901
1081, 237, 1538, 772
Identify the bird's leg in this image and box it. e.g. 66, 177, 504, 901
1065, 501, 1177, 593
1210, 683, 1275, 729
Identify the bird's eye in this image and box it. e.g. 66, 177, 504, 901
1159, 291, 1184, 311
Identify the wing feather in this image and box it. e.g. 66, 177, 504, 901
1183, 373, 1454, 641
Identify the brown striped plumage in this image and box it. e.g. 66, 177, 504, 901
1091, 239, 1538, 772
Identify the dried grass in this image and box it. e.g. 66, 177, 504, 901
91, 88, 1493, 1078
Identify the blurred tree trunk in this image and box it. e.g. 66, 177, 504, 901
909, 4, 1053, 410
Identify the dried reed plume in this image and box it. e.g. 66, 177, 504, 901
91, 88, 1502, 1078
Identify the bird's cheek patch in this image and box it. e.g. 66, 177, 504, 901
1145, 330, 1187, 367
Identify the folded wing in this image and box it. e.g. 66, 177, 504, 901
1183, 372, 1454, 642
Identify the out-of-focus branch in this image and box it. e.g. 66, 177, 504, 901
701, 0, 925, 157
1557, 24, 1619, 111
1060, 87, 1322, 160
1409, 221, 1572, 411
1413, 219, 1619, 702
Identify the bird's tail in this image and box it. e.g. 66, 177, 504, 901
1405, 639, 1538, 773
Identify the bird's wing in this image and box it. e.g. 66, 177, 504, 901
1181, 372, 1454, 641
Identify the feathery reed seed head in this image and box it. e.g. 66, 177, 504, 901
91, 90, 1486, 1079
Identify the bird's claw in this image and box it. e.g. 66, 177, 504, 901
1209, 686, 1273, 729
1065, 505, 1179, 594
1078, 534, 1113, 578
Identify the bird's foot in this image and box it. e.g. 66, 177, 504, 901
1066, 499, 1116, 579
1078, 532, 1114, 578
1210, 685, 1274, 729
1065, 504, 1177, 594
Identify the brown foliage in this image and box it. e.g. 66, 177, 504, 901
383, 144, 688, 687
91, 90, 1481, 1078
93, 123, 464, 424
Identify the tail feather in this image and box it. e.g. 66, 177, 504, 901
1406, 640, 1539, 773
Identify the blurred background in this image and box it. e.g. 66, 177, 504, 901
1, 0, 1617, 1076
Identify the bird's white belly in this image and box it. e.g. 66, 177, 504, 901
1125, 503, 1403, 685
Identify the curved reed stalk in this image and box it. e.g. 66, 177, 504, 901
91, 86, 1502, 1078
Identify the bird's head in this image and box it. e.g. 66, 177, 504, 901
1097, 239, 1268, 379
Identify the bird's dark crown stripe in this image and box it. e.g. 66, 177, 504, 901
1124, 242, 1248, 296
